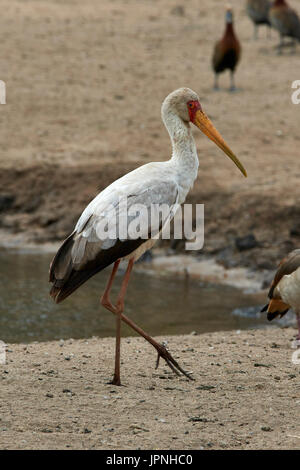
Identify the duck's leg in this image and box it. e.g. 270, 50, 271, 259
290, 39, 296, 54
277, 34, 284, 54
296, 312, 300, 343
254, 24, 258, 40
229, 71, 236, 92
291, 311, 300, 349
214, 73, 219, 91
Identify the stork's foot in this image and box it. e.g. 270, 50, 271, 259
155, 342, 194, 381
110, 375, 122, 386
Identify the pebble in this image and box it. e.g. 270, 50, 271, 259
235, 234, 258, 251
196, 385, 215, 391
261, 426, 273, 432
170, 5, 185, 16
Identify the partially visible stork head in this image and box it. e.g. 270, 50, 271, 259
162, 87, 247, 177
161, 87, 200, 124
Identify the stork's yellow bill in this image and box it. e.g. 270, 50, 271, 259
188, 101, 247, 178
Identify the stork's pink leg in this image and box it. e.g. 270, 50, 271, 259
118, 311, 194, 380
101, 259, 133, 386
101, 259, 194, 383
112, 259, 134, 385
101, 259, 120, 310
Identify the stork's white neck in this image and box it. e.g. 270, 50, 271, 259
162, 110, 199, 200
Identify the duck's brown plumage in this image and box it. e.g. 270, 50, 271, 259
212, 9, 241, 89
269, 0, 300, 41
246, 0, 272, 37
247, 0, 272, 26
261, 249, 300, 321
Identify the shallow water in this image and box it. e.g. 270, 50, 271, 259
0, 249, 268, 344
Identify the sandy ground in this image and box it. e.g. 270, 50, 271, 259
0, 0, 300, 271
1, 328, 300, 450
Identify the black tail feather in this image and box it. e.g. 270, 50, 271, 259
50, 264, 110, 304
49, 235, 146, 303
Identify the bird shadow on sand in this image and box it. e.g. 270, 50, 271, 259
273, 42, 299, 55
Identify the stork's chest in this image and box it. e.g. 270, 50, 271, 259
172, 160, 199, 205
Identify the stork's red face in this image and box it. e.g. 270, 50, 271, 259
187, 100, 202, 122
186, 100, 247, 178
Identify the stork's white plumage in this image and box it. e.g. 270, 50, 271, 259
262, 249, 300, 348
50, 87, 247, 385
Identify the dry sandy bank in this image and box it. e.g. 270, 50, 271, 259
1, 328, 300, 450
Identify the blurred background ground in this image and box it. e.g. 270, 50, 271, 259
0, 0, 299, 272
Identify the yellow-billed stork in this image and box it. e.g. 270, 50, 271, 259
49, 88, 247, 385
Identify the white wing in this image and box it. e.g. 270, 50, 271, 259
71, 175, 179, 269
